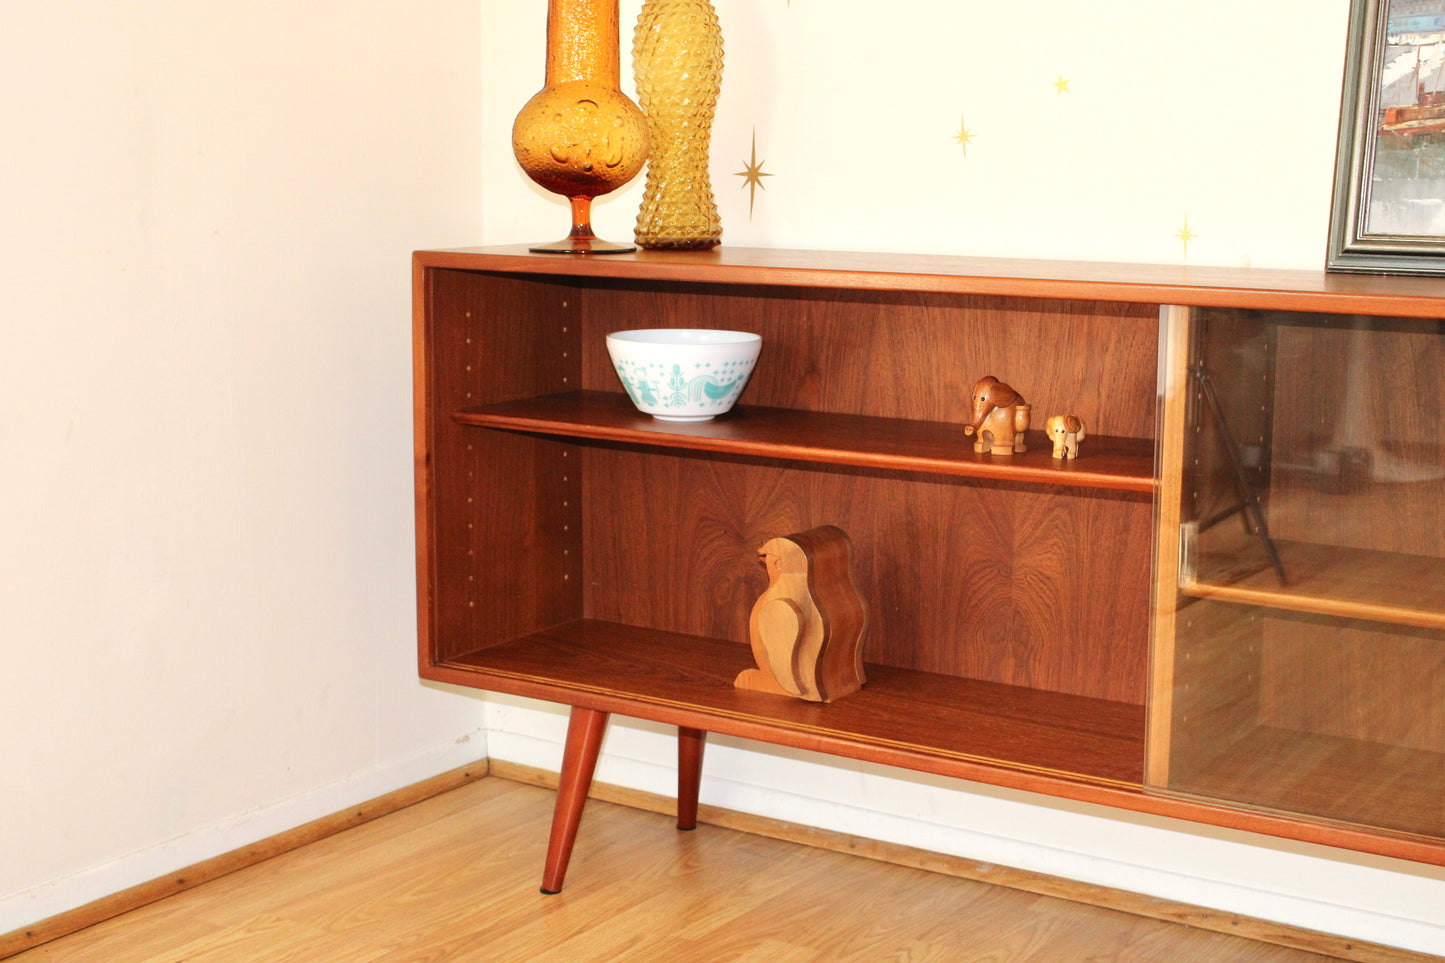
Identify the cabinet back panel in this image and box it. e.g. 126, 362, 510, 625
1165, 604, 1445, 838
581, 447, 1151, 704
1269, 320, 1445, 557
1259, 617, 1445, 752
577, 282, 1160, 440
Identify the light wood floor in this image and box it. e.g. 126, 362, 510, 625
5, 777, 1375, 962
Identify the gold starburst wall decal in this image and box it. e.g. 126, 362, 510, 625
954, 117, 974, 156
1052, 74, 1071, 94
736, 128, 773, 218
1176, 214, 1197, 261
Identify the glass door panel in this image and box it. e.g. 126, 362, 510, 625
1151, 306, 1445, 839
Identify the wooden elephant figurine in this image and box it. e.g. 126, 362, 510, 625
963, 376, 1030, 454
1045, 414, 1086, 459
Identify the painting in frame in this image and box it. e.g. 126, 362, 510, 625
1329, 0, 1445, 273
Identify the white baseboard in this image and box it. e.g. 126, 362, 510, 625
0, 730, 488, 936
484, 697, 1445, 957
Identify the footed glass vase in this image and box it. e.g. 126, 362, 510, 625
512, 0, 650, 254
632, 0, 724, 250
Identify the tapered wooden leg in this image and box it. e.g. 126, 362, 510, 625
540, 706, 610, 895
677, 727, 707, 831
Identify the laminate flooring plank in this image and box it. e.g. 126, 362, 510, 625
7, 777, 1371, 962
715, 938, 819, 963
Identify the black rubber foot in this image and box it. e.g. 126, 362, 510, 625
540, 887, 561, 896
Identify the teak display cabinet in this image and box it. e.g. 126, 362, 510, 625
414, 246, 1445, 890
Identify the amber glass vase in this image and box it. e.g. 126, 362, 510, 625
512, 0, 650, 254
632, 0, 724, 249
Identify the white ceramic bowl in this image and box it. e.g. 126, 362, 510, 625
606, 328, 762, 421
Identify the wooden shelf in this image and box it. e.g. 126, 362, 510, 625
1183, 539, 1445, 630
454, 391, 1157, 494
439, 618, 1145, 787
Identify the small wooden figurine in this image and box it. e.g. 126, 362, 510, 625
1045, 414, 1086, 459
963, 375, 1030, 454
735, 525, 868, 703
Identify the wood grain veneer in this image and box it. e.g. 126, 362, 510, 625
578, 446, 1151, 701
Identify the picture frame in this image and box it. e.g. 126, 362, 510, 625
1328, 0, 1445, 274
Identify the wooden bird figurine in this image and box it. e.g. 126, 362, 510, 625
735, 525, 868, 703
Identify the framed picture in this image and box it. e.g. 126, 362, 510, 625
1328, 0, 1445, 273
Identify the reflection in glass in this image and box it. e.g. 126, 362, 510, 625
1156, 308, 1445, 840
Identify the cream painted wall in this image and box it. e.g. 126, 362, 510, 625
476, 2, 1445, 955
483, 1, 1349, 268
0, 2, 487, 932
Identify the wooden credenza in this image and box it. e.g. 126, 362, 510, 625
413, 246, 1445, 890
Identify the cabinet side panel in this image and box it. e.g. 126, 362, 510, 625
1165, 599, 1265, 782
418, 269, 583, 666
582, 449, 1151, 703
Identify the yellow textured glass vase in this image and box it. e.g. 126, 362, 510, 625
632, 0, 723, 250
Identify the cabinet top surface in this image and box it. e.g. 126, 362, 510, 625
414, 245, 1445, 317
